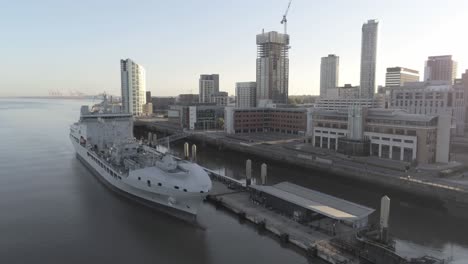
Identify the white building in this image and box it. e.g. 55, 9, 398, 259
386, 81, 465, 136
320, 54, 339, 98
315, 97, 379, 111
309, 108, 451, 164
236, 82, 257, 108
120, 59, 146, 115
359, 20, 379, 98
199, 74, 219, 103
385, 67, 419, 87
142, 103, 153, 116
256, 31, 289, 105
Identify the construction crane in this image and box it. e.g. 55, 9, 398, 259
280, 0, 292, 34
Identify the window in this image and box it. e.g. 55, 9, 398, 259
158, 183, 162, 186
174, 186, 180, 189
404, 140, 414, 144
393, 139, 402, 142
382, 137, 390, 141
138, 177, 141, 180
147, 180, 151, 187
183, 189, 187, 192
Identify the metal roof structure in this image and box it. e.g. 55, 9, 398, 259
251, 182, 375, 221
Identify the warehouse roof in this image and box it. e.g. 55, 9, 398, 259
251, 182, 375, 221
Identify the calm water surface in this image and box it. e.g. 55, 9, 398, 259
0, 99, 315, 264
1, 99, 468, 263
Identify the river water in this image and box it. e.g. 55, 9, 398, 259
0, 98, 467, 263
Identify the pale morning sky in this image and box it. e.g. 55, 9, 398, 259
1, 0, 467, 97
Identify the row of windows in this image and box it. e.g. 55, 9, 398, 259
395, 92, 447, 100
366, 126, 417, 136
370, 136, 414, 144
314, 130, 345, 136
317, 122, 348, 129
394, 100, 446, 107
235, 128, 300, 135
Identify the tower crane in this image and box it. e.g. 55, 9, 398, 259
280, 0, 292, 34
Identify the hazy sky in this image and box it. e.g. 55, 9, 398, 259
1, 0, 467, 97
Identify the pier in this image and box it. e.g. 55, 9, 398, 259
135, 120, 468, 220
140, 131, 447, 264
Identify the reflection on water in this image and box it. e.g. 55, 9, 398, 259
149, 130, 468, 262
0, 98, 315, 264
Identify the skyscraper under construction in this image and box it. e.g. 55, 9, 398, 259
256, 31, 290, 106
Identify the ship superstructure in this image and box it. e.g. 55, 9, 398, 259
69, 96, 212, 221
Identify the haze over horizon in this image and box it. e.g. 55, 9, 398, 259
1, 0, 467, 97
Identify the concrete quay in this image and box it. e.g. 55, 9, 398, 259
135, 120, 468, 219
207, 181, 361, 264
205, 172, 444, 264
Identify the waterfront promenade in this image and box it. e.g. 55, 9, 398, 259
135, 119, 468, 218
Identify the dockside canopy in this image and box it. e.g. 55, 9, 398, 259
251, 182, 375, 221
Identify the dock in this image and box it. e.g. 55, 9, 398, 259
134, 120, 468, 221
141, 134, 448, 264
207, 181, 360, 263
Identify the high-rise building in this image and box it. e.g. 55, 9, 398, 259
359, 19, 379, 98
256, 31, 289, 105
146, 91, 152, 103
199, 74, 219, 103
320, 54, 339, 98
462, 70, 468, 135
120, 59, 146, 115
236, 82, 257, 108
424, 55, 458, 84
385, 67, 419, 87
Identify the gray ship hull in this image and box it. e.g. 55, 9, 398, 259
76, 154, 197, 223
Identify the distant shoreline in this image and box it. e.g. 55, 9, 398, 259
0, 96, 114, 100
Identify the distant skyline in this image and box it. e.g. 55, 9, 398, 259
1, 0, 467, 97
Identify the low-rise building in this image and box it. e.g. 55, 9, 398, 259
210, 91, 228, 106
386, 81, 465, 136
151, 96, 176, 111
224, 105, 451, 164
176, 94, 199, 105
315, 97, 379, 110
308, 108, 450, 164
142, 103, 153, 116
168, 104, 224, 130
225, 107, 308, 135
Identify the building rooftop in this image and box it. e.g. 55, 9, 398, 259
367, 108, 437, 122
311, 108, 438, 124
256, 31, 289, 45
251, 182, 374, 221
386, 67, 419, 74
